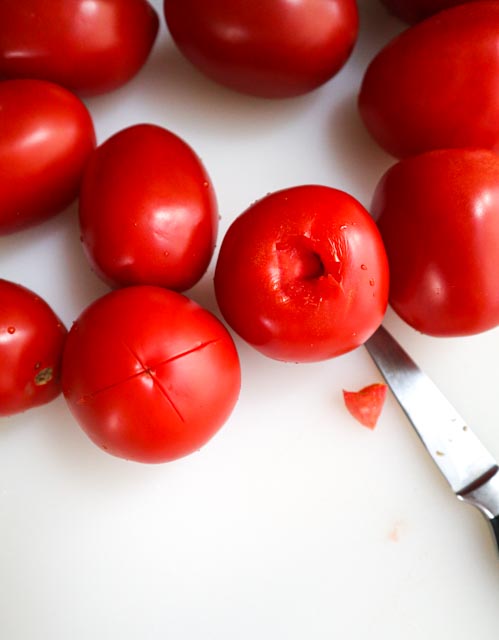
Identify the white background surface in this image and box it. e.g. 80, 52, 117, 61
1, 1, 499, 638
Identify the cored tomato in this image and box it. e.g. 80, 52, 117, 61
359, 2, 499, 158
163, 0, 359, 98
79, 124, 218, 291
0, 280, 67, 416
0, 79, 96, 235
214, 185, 389, 362
61, 286, 241, 463
372, 148, 499, 336
379, 0, 481, 23
0, 0, 159, 95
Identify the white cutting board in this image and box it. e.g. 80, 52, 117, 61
1, 2, 498, 638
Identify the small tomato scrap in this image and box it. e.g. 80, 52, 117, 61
342, 383, 388, 429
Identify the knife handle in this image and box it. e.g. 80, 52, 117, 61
490, 516, 499, 553
458, 469, 499, 556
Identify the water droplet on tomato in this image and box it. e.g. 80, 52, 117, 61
7, 326, 15, 334
340, 225, 347, 230
369, 279, 375, 286
361, 264, 367, 270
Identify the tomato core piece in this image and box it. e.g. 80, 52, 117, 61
343, 383, 388, 429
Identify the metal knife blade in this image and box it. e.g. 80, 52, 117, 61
365, 325, 499, 552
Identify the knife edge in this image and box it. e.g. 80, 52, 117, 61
364, 326, 498, 496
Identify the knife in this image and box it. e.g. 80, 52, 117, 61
365, 325, 499, 553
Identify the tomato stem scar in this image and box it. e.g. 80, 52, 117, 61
34, 367, 53, 386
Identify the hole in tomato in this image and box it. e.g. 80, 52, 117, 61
275, 235, 342, 285
275, 236, 324, 281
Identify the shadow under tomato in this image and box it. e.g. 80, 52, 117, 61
328, 91, 394, 210
0, 202, 107, 324
84, 33, 321, 147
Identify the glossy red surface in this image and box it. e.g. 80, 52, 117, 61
163, 0, 359, 97
0, 0, 159, 95
61, 286, 241, 463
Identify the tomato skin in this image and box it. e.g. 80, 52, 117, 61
61, 286, 241, 463
0, 0, 159, 96
163, 0, 359, 98
0, 280, 67, 416
379, 0, 481, 23
372, 149, 499, 336
214, 186, 389, 363
359, 2, 499, 158
79, 124, 218, 291
0, 79, 96, 235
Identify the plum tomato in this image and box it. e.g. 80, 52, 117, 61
379, 0, 482, 23
371, 148, 499, 336
0, 79, 96, 235
0, 279, 67, 416
359, 2, 499, 158
78, 123, 218, 291
214, 185, 389, 362
0, 0, 159, 96
61, 286, 241, 463
163, 0, 359, 98
343, 383, 387, 429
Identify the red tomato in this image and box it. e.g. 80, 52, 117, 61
359, 2, 499, 158
0, 79, 96, 235
79, 124, 218, 291
214, 186, 389, 362
379, 0, 481, 23
0, 0, 159, 95
61, 286, 241, 463
0, 280, 67, 416
371, 149, 499, 336
343, 383, 387, 429
163, 0, 359, 98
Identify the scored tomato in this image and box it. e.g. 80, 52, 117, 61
214, 185, 389, 362
163, 0, 359, 98
371, 148, 499, 336
0, 280, 67, 417
61, 286, 241, 463
359, 2, 499, 158
0, 79, 96, 235
79, 123, 218, 291
0, 0, 159, 95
